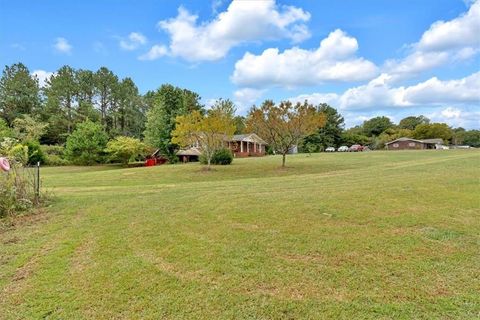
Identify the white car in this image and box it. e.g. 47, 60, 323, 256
325, 147, 335, 152
338, 146, 349, 152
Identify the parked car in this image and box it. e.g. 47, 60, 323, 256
338, 146, 349, 152
349, 144, 364, 152
325, 147, 336, 152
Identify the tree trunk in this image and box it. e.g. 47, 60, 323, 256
207, 157, 211, 170
282, 153, 286, 167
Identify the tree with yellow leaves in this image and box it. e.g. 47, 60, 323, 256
246, 100, 326, 167
172, 106, 236, 169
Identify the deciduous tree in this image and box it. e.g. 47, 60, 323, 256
106, 136, 148, 166
172, 108, 235, 169
246, 100, 326, 167
413, 123, 452, 142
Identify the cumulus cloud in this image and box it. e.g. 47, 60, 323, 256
149, 0, 310, 61
385, 0, 480, 79
428, 106, 480, 128
233, 88, 266, 112
290, 71, 480, 110
120, 32, 147, 50
32, 70, 54, 87
232, 29, 378, 88
138, 44, 168, 61
53, 37, 72, 54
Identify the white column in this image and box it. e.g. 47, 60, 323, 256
240, 141, 243, 153
254, 142, 256, 153
247, 142, 250, 153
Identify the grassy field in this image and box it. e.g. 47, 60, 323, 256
1, 150, 479, 319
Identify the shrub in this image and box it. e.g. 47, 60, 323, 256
0, 141, 41, 218
65, 121, 108, 165
41, 145, 70, 166
106, 136, 148, 166
24, 140, 46, 165
200, 148, 233, 165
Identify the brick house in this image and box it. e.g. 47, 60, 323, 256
176, 133, 268, 161
227, 134, 267, 157
386, 137, 444, 150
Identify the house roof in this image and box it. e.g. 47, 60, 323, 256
385, 137, 444, 145
176, 147, 202, 156
421, 138, 444, 144
231, 133, 267, 145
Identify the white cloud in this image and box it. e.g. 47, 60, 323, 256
233, 88, 265, 112
53, 37, 72, 54
290, 71, 480, 110
232, 29, 378, 88
417, 1, 480, 52
120, 32, 147, 50
402, 72, 480, 105
385, 0, 480, 79
153, 0, 310, 61
31, 70, 54, 87
138, 44, 168, 61
428, 106, 480, 128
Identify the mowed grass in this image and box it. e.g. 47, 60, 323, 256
1, 150, 479, 319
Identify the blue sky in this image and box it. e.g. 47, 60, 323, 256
1, 0, 479, 128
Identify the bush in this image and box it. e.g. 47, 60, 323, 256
106, 136, 148, 166
65, 121, 108, 165
41, 145, 70, 166
24, 140, 46, 165
0, 141, 41, 218
200, 148, 233, 165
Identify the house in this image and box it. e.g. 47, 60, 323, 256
227, 133, 267, 157
385, 137, 445, 150
176, 133, 268, 162
177, 147, 202, 163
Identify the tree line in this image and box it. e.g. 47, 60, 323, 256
0, 62, 479, 167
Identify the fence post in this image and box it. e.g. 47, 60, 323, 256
35, 162, 40, 204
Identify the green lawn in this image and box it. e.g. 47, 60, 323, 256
1, 150, 479, 319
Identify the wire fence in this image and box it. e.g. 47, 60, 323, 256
0, 162, 41, 217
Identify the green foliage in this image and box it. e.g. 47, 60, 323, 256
301, 104, 344, 152
13, 115, 48, 142
41, 145, 70, 166
340, 132, 370, 146
106, 136, 148, 165
0, 164, 36, 217
0, 118, 13, 140
24, 140, 46, 165
0, 141, 40, 217
462, 130, 480, 147
233, 115, 246, 134
0, 63, 41, 125
144, 84, 203, 161
200, 148, 233, 165
65, 120, 108, 165
362, 116, 394, 136
172, 108, 235, 168
0, 137, 29, 165
413, 123, 452, 142
398, 115, 429, 130
246, 100, 326, 167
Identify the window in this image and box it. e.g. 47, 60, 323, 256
393, 143, 399, 148
408, 142, 415, 147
